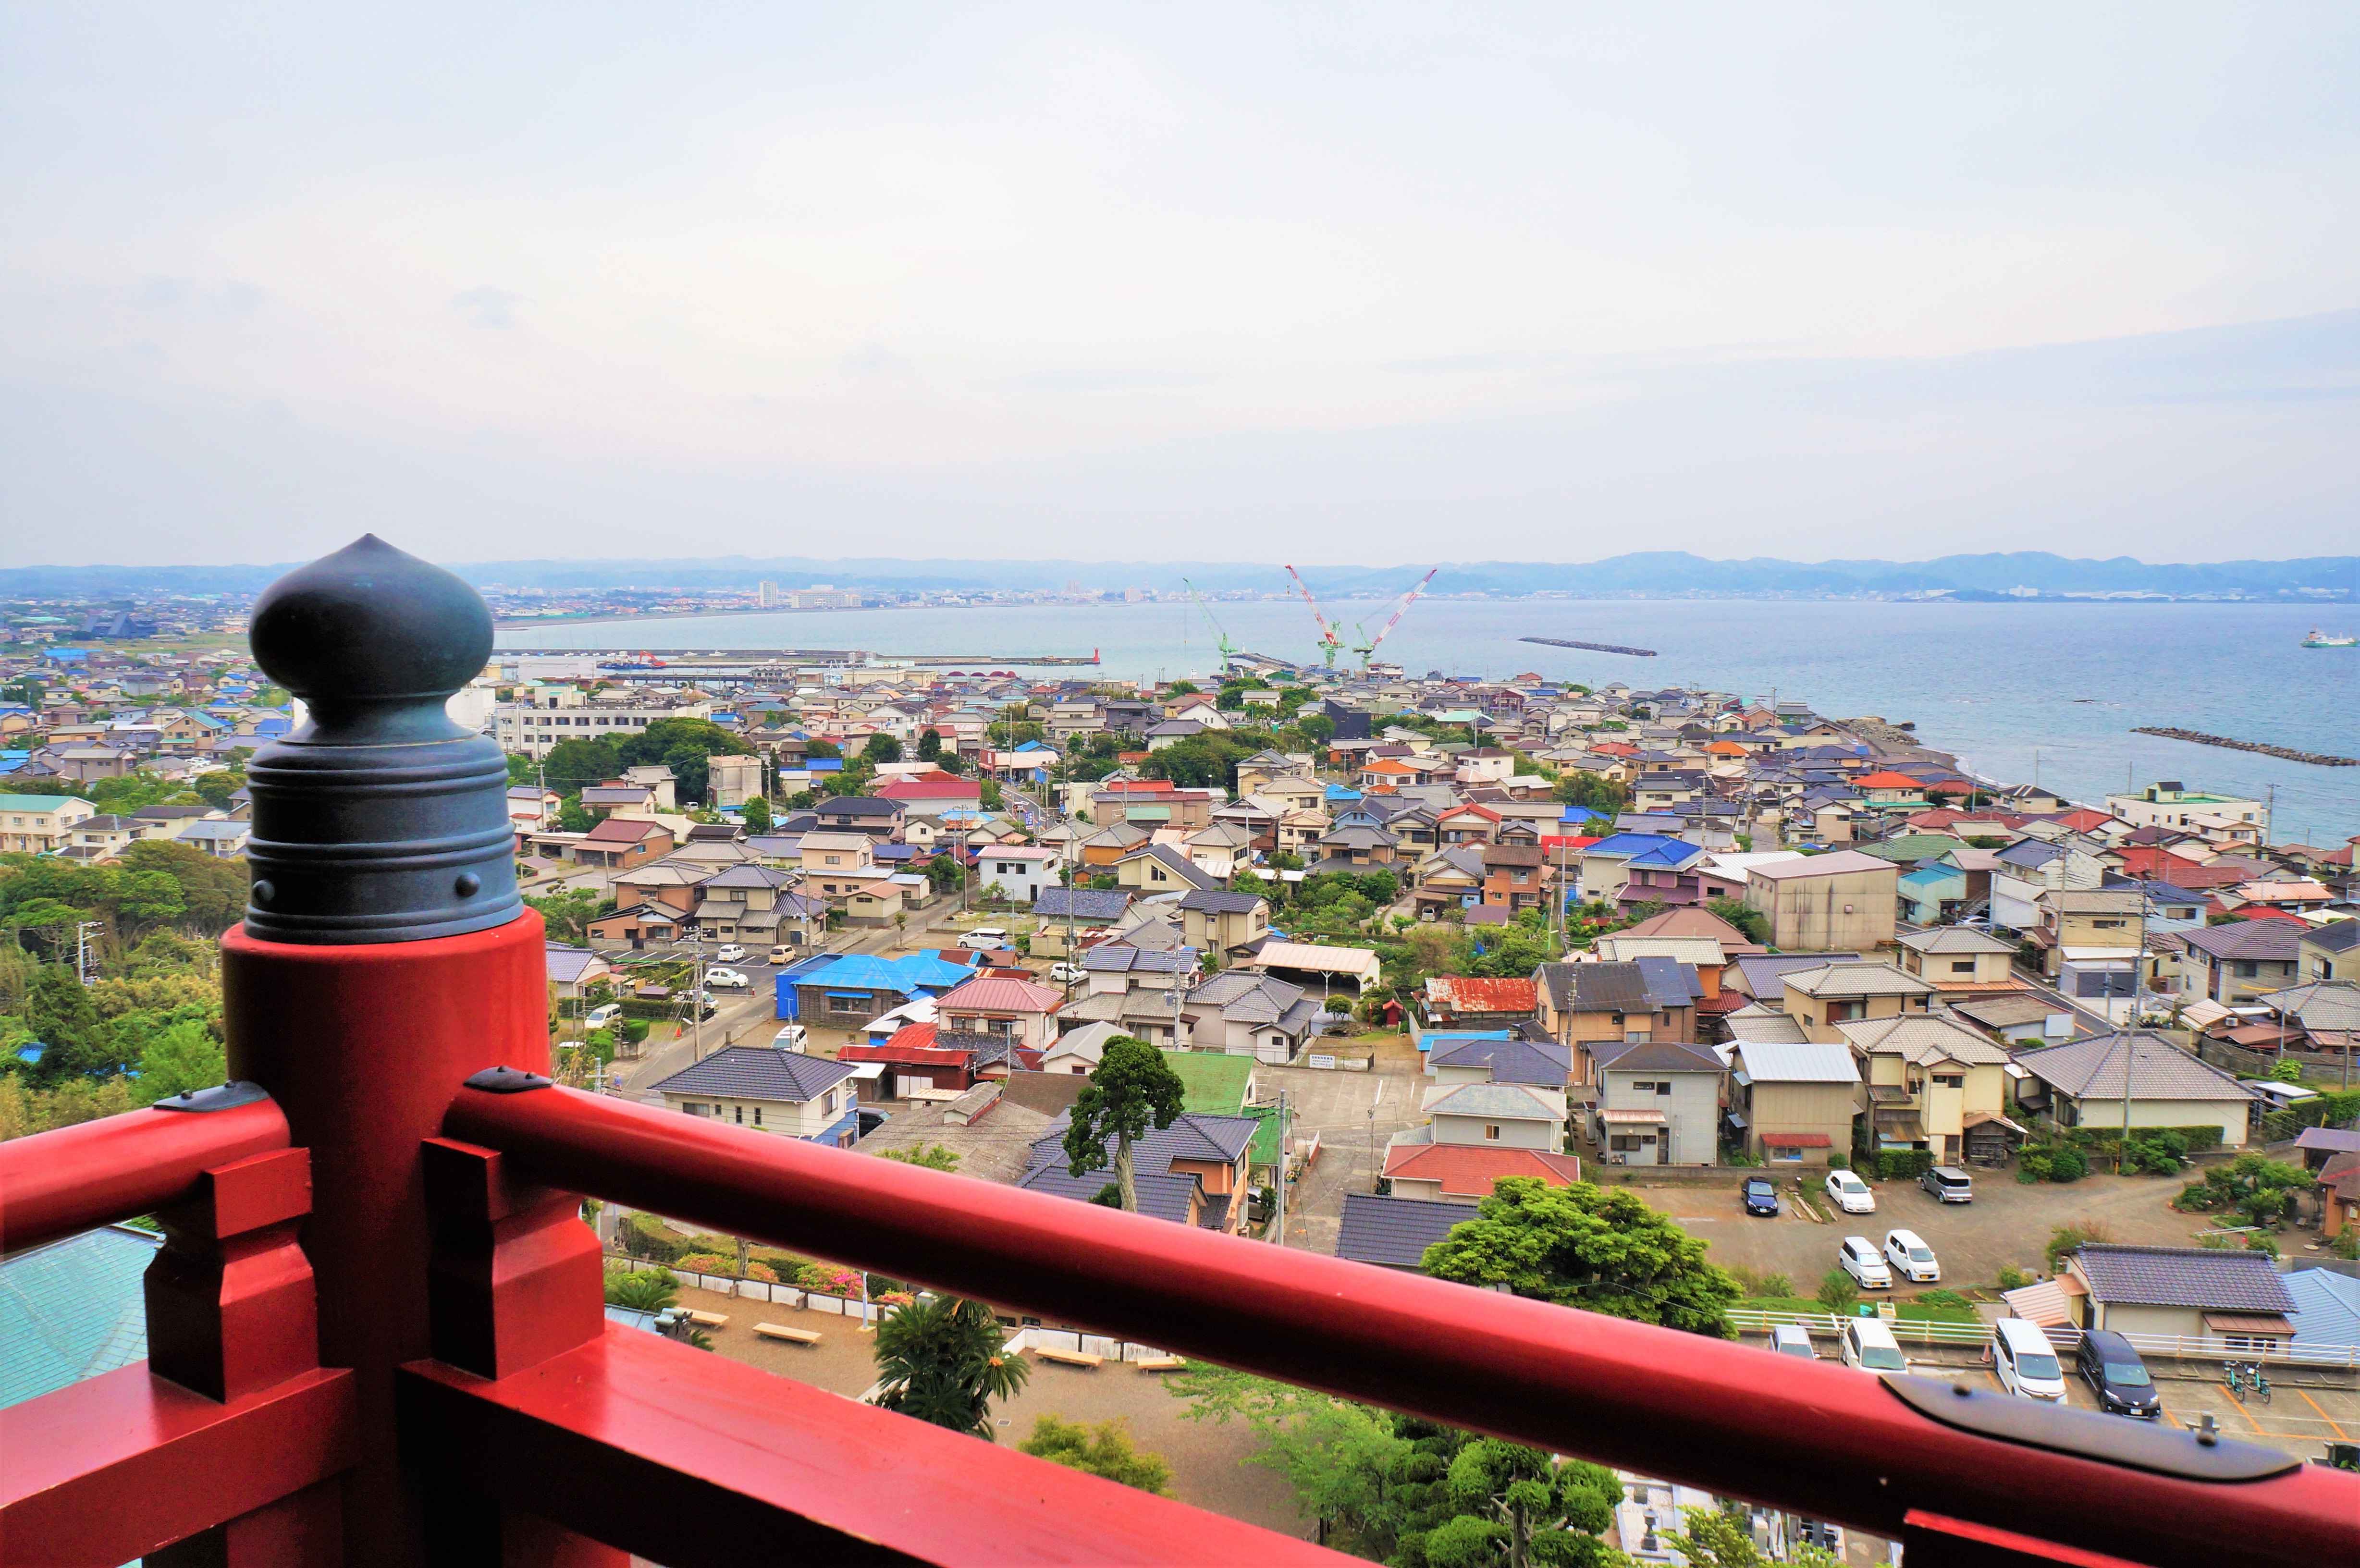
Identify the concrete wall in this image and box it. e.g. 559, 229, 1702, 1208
2070, 1095, 2251, 1149
1750, 866, 1898, 951
1432, 1112, 1556, 1150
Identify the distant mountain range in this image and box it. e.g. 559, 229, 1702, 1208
3, 551, 2353, 600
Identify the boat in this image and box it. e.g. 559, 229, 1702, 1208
2301, 627, 2358, 649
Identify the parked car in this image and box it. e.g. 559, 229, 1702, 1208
1920, 1166, 1974, 1204
583, 1003, 622, 1032
1882, 1228, 1940, 1284
1046, 962, 1085, 983
767, 944, 795, 964
773, 1023, 809, 1053
1825, 1169, 1876, 1214
959, 927, 1012, 951
1770, 1324, 1816, 1360
1742, 1177, 1781, 1217
714, 944, 747, 963
1839, 1318, 1906, 1373
2075, 1329, 2161, 1419
1838, 1236, 1892, 1290
704, 968, 751, 989
1992, 1318, 2067, 1403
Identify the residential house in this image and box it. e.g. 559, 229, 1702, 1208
1028, 887, 1134, 956
178, 819, 252, 859
1417, 1082, 1568, 1150
844, 881, 906, 927
1726, 1039, 1862, 1166
2298, 920, 2359, 983
1115, 843, 1219, 895
2179, 921, 2303, 1005
836, 1023, 1019, 1099
609, 861, 708, 922
1894, 927, 2023, 1002
1183, 972, 1325, 1062
2060, 1244, 2296, 1352
878, 775, 983, 819
976, 845, 1060, 905
1017, 1112, 1258, 1233
1836, 1014, 2016, 1164
1409, 844, 1487, 917
1593, 1041, 1724, 1166
1425, 1032, 1573, 1088
2103, 783, 2269, 838
1185, 821, 1257, 882
812, 796, 907, 839
1379, 1146, 1585, 1206
544, 943, 613, 1002
61, 814, 145, 860
794, 832, 881, 899
563, 816, 671, 870
1744, 851, 1898, 951
1574, 833, 1700, 904
1781, 962, 1937, 1042
1335, 1192, 1478, 1267
1533, 959, 1702, 1086
1480, 844, 1549, 914
650, 1048, 864, 1147
691, 862, 813, 945
1989, 840, 2105, 931
2012, 1031, 2258, 1148
2030, 889, 2147, 1017
1722, 953, 1862, 1011
1176, 890, 1271, 955
1950, 992, 2077, 1048
0, 795, 97, 854
787, 954, 948, 1032
1422, 976, 1540, 1032
934, 974, 1064, 1051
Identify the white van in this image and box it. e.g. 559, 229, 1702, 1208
1839, 1318, 1906, 1374
1992, 1318, 2067, 1403
583, 1003, 622, 1032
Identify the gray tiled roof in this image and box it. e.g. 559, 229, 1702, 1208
1597, 1041, 1724, 1075
1335, 1192, 1470, 1268
1015, 1163, 1200, 1223
2014, 1033, 2256, 1103
1427, 1034, 1573, 1087
651, 1046, 858, 1103
1426, 1083, 1563, 1121
1033, 888, 1135, 921
1732, 954, 1861, 995
1178, 890, 1268, 914
2071, 1245, 2297, 1313
2179, 921, 2301, 962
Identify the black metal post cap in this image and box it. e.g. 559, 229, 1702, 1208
242, 536, 522, 945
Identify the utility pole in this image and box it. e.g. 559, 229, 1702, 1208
1268, 1087, 1288, 1245
75, 920, 102, 986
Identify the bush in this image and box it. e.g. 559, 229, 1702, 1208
1825, 1152, 1850, 1171
2048, 1147, 2087, 1183
2045, 1221, 2114, 1271
676, 1252, 732, 1275
2017, 1153, 2053, 1184
619, 1213, 683, 1264
1816, 1269, 1859, 1316
1874, 1149, 1934, 1182
1917, 1289, 1972, 1311
1997, 1266, 2032, 1290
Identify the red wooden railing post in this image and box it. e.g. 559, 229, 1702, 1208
217, 537, 585, 1566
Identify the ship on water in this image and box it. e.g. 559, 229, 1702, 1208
2302, 627, 2357, 648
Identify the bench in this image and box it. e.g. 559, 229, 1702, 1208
1133, 1357, 1187, 1372
753, 1323, 822, 1346
1032, 1348, 1104, 1369
686, 1310, 730, 1329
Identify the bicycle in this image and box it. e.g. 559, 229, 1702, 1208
2223, 1361, 2247, 1403
2247, 1362, 2273, 1406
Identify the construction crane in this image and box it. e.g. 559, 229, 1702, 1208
1283, 564, 1347, 669
1351, 567, 1439, 671
1180, 577, 1241, 672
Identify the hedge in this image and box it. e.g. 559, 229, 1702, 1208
1873, 1150, 1935, 1181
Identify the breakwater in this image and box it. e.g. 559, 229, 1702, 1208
2130, 728, 2359, 768
1520, 636, 1657, 657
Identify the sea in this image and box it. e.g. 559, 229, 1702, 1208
499, 599, 2360, 840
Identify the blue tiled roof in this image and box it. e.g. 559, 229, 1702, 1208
0, 1226, 161, 1409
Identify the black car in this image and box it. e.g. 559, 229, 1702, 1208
1742, 1177, 1780, 1217
2077, 1329, 2161, 1419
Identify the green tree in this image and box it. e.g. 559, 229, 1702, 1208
23, 962, 121, 1084
1399, 1438, 1618, 1568
863, 732, 904, 764
135, 1019, 227, 1105
539, 735, 625, 792
740, 794, 773, 833
1551, 771, 1627, 818
525, 887, 604, 945
1671, 1504, 1840, 1568
1705, 897, 1769, 944
871, 1295, 1029, 1437
618, 718, 740, 803
979, 778, 1004, 811
1018, 1415, 1172, 1494
1816, 1268, 1858, 1316
1063, 1035, 1188, 1212
917, 728, 943, 761
876, 1142, 962, 1172
1420, 1177, 1739, 1336
193, 771, 246, 810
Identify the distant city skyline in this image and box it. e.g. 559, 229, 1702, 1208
4, 3, 2355, 566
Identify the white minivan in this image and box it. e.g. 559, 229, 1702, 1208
1838, 1235, 1892, 1290
1992, 1318, 2067, 1403
1839, 1318, 1906, 1374
1883, 1228, 1940, 1284
583, 1003, 622, 1032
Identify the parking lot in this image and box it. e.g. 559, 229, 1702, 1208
1640, 1167, 2226, 1294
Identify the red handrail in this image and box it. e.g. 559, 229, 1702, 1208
0, 1095, 289, 1253
448, 1083, 2358, 1568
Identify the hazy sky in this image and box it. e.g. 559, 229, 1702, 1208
4, 2, 2355, 567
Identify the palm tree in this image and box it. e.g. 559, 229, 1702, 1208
871, 1295, 1028, 1437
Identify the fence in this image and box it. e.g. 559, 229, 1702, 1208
1728, 1309, 1991, 1348
2197, 1038, 2355, 1089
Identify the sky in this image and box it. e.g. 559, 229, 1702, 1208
2, 2, 2356, 568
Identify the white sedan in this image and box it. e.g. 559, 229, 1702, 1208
713, 944, 748, 963
1824, 1169, 1876, 1214
704, 968, 752, 990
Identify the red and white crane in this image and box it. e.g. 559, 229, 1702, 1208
1283, 564, 1347, 669
1352, 567, 1439, 671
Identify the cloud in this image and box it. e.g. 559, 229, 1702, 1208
992, 369, 1217, 393
448, 288, 522, 329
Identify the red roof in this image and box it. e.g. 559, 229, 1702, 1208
1539, 835, 1602, 855
936, 975, 1063, 1013
1760, 1133, 1832, 1149
1438, 804, 1502, 822
583, 816, 668, 843
1589, 741, 1639, 757
1382, 1143, 1584, 1197
1425, 976, 1540, 1014
840, 1024, 985, 1067
2047, 808, 2118, 832
878, 778, 981, 801
1854, 772, 1926, 790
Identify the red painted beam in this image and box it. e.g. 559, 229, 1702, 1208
0, 1363, 355, 1568
0, 1097, 289, 1254
448, 1084, 2360, 1568
397, 1324, 1346, 1568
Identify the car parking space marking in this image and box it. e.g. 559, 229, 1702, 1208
2291, 1387, 2348, 1440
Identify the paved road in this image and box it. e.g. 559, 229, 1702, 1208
1272, 1041, 1425, 1255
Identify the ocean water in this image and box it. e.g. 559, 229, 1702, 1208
500, 598, 2360, 837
